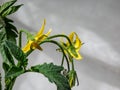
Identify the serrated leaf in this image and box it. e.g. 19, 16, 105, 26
5, 77, 17, 90
3, 45, 15, 65
5, 40, 26, 61
6, 22, 18, 33
0, 0, 17, 15
0, 24, 18, 44
4, 17, 13, 23
31, 63, 71, 90
0, 44, 15, 66
6, 28, 18, 43
0, 16, 5, 28
3, 62, 10, 73
0, 14, 18, 44
2, 4, 23, 17
0, 44, 8, 63
0, 28, 6, 42
5, 66, 24, 78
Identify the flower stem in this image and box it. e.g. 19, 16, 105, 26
47, 34, 72, 45
40, 40, 70, 71
19, 29, 34, 48
61, 55, 64, 66
71, 59, 75, 71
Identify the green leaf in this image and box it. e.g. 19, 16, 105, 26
5, 66, 24, 78
4, 40, 26, 61
0, 44, 15, 66
4, 17, 13, 23
2, 4, 23, 17
3, 62, 10, 73
6, 22, 18, 33
3, 45, 15, 65
0, 13, 18, 44
6, 28, 18, 43
0, 24, 18, 44
5, 20, 18, 43
0, 0, 17, 15
0, 16, 5, 29
31, 63, 71, 90
0, 28, 6, 42
5, 77, 16, 90
0, 29, 17, 65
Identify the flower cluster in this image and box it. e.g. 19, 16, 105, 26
22, 20, 82, 60
22, 20, 83, 87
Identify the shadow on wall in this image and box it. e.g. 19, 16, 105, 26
75, 55, 120, 89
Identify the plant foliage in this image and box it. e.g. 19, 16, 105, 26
0, 0, 82, 90
31, 63, 71, 90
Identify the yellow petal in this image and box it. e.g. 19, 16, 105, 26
35, 19, 46, 39
45, 28, 52, 36
22, 40, 33, 53
36, 29, 52, 43
69, 32, 74, 41
74, 33, 82, 51
66, 32, 74, 46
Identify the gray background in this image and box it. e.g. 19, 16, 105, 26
0, 0, 120, 90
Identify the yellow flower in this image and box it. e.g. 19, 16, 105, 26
63, 32, 82, 60
22, 19, 52, 53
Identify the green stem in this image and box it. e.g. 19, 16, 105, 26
76, 73, 79, 86
70, 58, 79, 86
40, 40, 70, 71
61, 55, 64, 66
71, 60, 74, 71
47, 34, 72, 45
24, 35, 71, 71
18, 29, 34, 48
